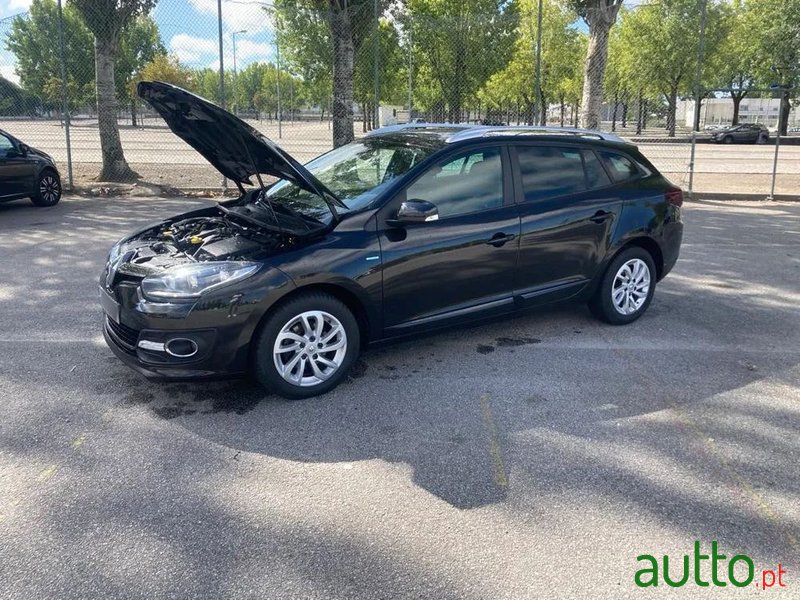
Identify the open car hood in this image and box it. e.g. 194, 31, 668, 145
137, 81, 345, 211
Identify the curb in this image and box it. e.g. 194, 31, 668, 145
688, 192, 800, 202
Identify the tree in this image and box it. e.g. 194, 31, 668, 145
275, 0, 388, 147
116, 16, 166, 125
568, 0, 623, 129
6, 0, 94, 112
478, 0, 583, 126
709, 1, 757, 126
69, 0, 157, 181
617, 0, 725, 137
747, 0, 800, 135
402, 0, 518, 123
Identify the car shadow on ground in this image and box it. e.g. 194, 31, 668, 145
1, 197, 798, 571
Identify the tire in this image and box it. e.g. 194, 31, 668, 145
30, 169, 62, 207
723, 136, 733, 144
588, 247, 657, 325
252, 292, 360, 399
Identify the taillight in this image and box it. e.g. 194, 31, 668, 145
665, 186, 684, 207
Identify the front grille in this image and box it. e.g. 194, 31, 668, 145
105, 316, 140, 351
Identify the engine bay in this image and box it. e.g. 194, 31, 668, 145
115, 198, 314, 277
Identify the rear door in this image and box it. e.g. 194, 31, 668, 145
378, 145, 520, 333
511, 144, 624, 305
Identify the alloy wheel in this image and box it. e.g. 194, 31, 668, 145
611, 258, 651, 316
273, 310, 347, 387
40, 175, 60, 204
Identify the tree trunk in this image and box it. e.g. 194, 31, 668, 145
573, 104, 579, 128
693, 97, 703, 132
330, 6, 354, 148
780, 91, 791, 136
636, 89, 643, 135
731, 94, 744, 125
579, 13, 616, 130
621, 102, 628, 128
666, 84, 678, 137
361, 102, 367, 132
130, 99, 137, 127
611, 90, 619, 131
560, 96, 565, 127
95, 37, 136, 182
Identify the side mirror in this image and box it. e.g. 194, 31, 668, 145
18, 143, 29, 156
390, 200, 439, 226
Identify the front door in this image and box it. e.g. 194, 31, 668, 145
0, 133, 34, 199
378, 145, 520, 333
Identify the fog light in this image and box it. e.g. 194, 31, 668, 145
165, 338, 198, 358
138, 339, 166, 352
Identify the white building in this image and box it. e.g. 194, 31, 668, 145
679, 97, 798, 128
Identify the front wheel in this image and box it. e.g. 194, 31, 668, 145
31, 170, 62, 207
252, 292, 360, 399
723, 136, 734, 144
589, 248, 657, 325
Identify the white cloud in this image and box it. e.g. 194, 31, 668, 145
234, 39, 274, 61
7, 0, 33, 11
0, 65, 20, 85
170, 34, 218, 63
189, 0, 275, 35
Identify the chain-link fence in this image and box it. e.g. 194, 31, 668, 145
1, 0, 798, 196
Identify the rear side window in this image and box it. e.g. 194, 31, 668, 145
515, 146, 611, 202
516, 146, 586, 202
598, 151, 641, 183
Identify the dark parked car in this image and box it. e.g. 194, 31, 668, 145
100, 81, 683, 398
710, 123, 769, 144
0, 128, 62, 207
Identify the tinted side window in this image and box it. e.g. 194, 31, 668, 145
584, 150, 612, 189
405, 148, 503, 218
598, 151, 640, 183
516, 146, 588, 202
0, 134, 14, 155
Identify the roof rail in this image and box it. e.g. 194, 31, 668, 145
445, 126, 624, 143
363, 122, 472, 137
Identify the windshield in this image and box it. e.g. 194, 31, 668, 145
263, 138, 442, 224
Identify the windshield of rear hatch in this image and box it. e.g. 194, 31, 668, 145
263, 138, 442, 223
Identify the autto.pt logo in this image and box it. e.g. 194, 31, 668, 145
635, 541, 788, 590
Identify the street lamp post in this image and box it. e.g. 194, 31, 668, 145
232, 29, 247, 115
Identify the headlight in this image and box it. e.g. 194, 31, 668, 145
141, 261, 260, 301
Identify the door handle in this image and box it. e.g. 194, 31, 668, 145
486, 232, 516, 247
589, 210, 613, 224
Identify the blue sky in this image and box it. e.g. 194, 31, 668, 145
1, 0, 278, 84
2, 0, 640, 86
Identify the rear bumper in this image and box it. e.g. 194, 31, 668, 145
660, 220, 683, 279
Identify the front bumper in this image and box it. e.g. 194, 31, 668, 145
99, 266, 295, 380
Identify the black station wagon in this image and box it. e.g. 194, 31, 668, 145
100, 81, 683, 398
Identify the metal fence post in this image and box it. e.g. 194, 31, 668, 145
688, 0, 708, 198
56, 0, 73, 191
217, 0, 227, 191
373, 0, 380, 129
533, 0, 543, 126
767, 95, 784, 201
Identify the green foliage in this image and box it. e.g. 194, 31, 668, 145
5, 0, 94, 109
479, 0, 583, 123
615, 0, 727, 134
68, 0, 158, 45
402, 0, 519, 121
0, 77, 43, 116
116, 16, 166, 102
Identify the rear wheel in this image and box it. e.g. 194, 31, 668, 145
252, 292, 360, 399
589, 248, 656, 325
31, 170, 61, 207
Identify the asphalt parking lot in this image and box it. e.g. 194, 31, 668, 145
1, 196, 799, 598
